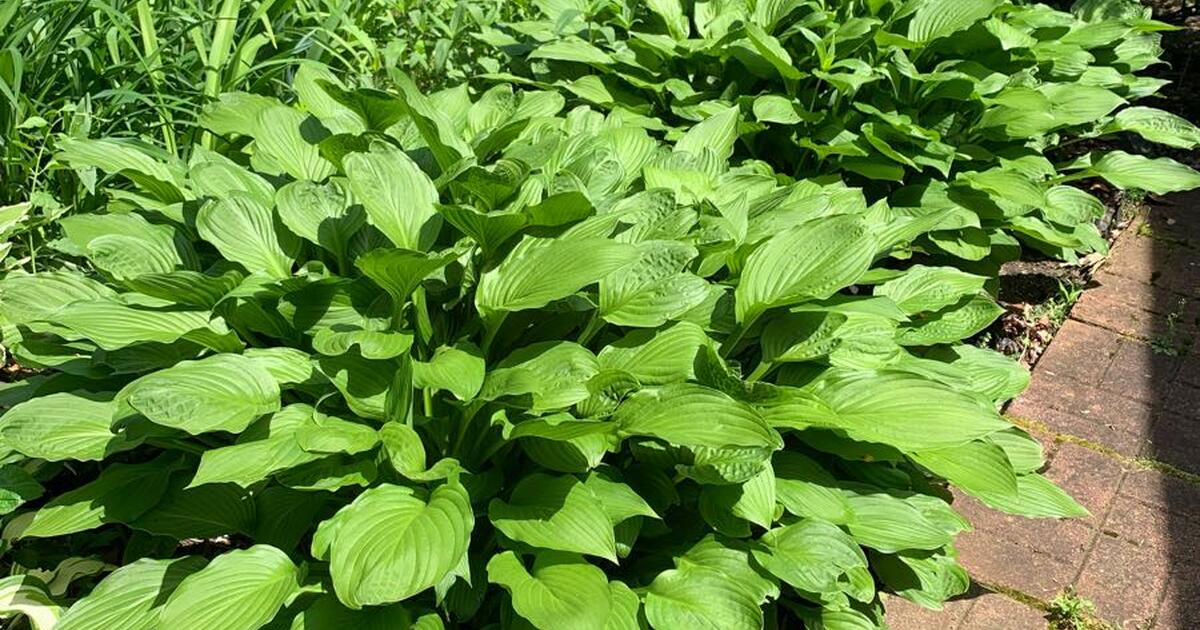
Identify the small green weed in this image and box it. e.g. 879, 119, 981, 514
1151, 298, 1193, 356
1047, 589, 1103, 629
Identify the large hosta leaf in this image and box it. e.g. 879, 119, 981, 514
644, 538, 772, 630
160, 545, 299, 630
0, 576, 61, 630
9, 457, 181, 539
343, 144, 440, 250
1070, 150, 1200, 194
615, 384, 782, 450
477, 236, 638, 314
1105, 106, 1200, 148
41, 299, 214, 351
487, 551, 612, 630
117, 354, 281, 435
55, 557, 203, 630
0, 393, 134, 461
752, 519, 870, 596
765, 370, 1009, 450
317, 481, 474, 608
736, 215, 875, 323
489, 473, 617, 561
275, 180, 366, 261
197, 193, 299, 279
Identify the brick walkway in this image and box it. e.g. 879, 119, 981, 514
888, 196, 1200, 630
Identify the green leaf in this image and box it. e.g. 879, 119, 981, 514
615, 384, 782, 450
315, 353, 398, 420
312, 327, 414, 360
752, 519, 869, 595
131, 478, 255, 539
907, 0, 1002, 44
319, 482, 474, 608
896, 292, 1004, 346
487, 551, 612, 630
296, 412, 380, 455
413, 345, 486, 401
356, 248, 456, 305
770, 370, 1009, 450
343, 144, 440, 250
255, 105, 335, 181
973, 473, 1090, 518
736, 215, 875, 323
480, 342, 599, 412
1040, 84, 1125, 127
597, 322, 710, 386
910, 440, 1018, 501
0, 272, 116, 323
1071, 150, 1200, 194
10, 457, 179, 539
40, 299, 214, 351
197, 193, 299, 279
118, 354, 281, 435
774, 452, 854, 524
844, 492, 958, 552
761, 311, 848, 364
489, 473, 618, 561
599, 242, 709, 328
0, 576, 62, 630
875, 265, 988, 315
56, 557, 206, 630
1105, 106, 1200, 148
189, 408, 324, 489
644, 539, 768, 630
0, 465, 43, 516
275, 180, 366, 260
160, 545, 299, 630
0, 393, 135, 461
676, 105, 740, 160
477, 236, 638, 314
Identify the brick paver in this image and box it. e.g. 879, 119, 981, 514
887, 196, 1200, 629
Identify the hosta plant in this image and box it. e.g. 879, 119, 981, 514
478, 0, 1200, 268
0, 64, 1085, 629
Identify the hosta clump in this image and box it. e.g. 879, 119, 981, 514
480, 0, 1200, 267
0, 65, 1084, 629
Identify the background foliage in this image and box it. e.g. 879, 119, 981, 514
0, 0, 1198, 629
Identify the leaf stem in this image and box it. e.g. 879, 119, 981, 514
576, 312, 602, 346
720, 313, 760, 359
747, 361, 774, 383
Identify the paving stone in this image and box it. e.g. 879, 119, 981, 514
1100, 493, 1200, 560
1044, 443, 1129, 521
1175, 352, 1200, 388
1075, 537, 1172, 629
1034, 319, 1124, 386
1162, 381, 1200, 417
1011, 377, 1154, 446
1102, 231, 1161, 284
956, 529, 1078, 599
960, 592, 1048, 630
953, 493, 1097, 567
1154, 563, 1200, 630
1071, 294, 1185, 342
1011, 408, 1148, 459
884, 594, 973, 630
1144, 203, 1200, 248
1159, 247, 1200, 299
1119, 468, 1200, 522
1083, 270, 1182, 316
1098, 339, 1181, 403
1140, 412, 1200, 476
